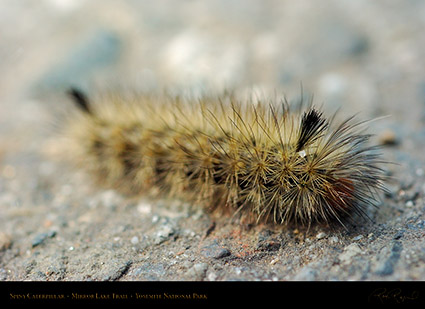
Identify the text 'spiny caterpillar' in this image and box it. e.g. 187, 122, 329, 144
65, 88, 386, 227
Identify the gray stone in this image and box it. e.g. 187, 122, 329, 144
339, 243, 362, 264
375, 241, 403, 276
153, 224, 176, 245
102, 260, 132, 281
293, 266, 318, 281
201, 241, 231, 259
31, 231, 56, 248
186, 263, 208, 279
0, 233, 12, 251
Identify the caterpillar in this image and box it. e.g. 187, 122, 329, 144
63, 88, 387, 228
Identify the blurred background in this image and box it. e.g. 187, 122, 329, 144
1, 0, 424, 115
2, 0, 425, 197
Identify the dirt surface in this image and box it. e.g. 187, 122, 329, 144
1, 0, 425, 285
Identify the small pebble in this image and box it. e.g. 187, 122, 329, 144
352, 235, 363, 241
375, 241, 402, 276
0, 233, 12, 251
393, 230, 404, 240
316, 232, 327, 240
207, 272, 218, 281
131, 236, 139, 245
137, 202, 152, 215
405, 200, 414, 207
293, 266, 317, 281
153, 224, 175, 245
339, 243, 362, 264
31, 231, 56, 248
379, 129, 398, 145
201, 241, 231, 259
151, 215, 160, 224
329, 236, 339, 244
186, 263, 208, 279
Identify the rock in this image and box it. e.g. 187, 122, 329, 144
0, 232, 12, 251
405, 200, 414, 207
0, 268, 7, 280
31, 230, 56, 248
329, 236, 339, 244
316, 232, 327, 240
130, 236, 139, 245
256, 230, 282, 251
129, 263, 166, 280
201, 241, 231, 259
207, 271, 218, 281
256, 240, 281, 252
339, 243, 362, 264
102, 260, 132, 281
375, 241, 403, 276
379, 129, 399, 145
352, 235, 363, 241
186, 263, 208, 279
293, 266, 318, 281
153, 224, 176, 245
393, 230, 404, 240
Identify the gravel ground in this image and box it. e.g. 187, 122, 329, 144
1, 0, 425, 293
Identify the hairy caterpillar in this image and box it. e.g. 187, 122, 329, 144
64, 88, 386, 227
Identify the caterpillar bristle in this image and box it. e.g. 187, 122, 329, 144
67, 87, 92, 114
64, 89, 387, 228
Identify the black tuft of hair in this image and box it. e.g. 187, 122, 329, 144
296, 108, 328, 152
67, 87, 92, 114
